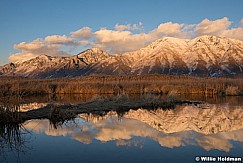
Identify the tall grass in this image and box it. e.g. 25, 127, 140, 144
225, 86, 240, 96
0, 75, 242, 96
0, 105, 20, 123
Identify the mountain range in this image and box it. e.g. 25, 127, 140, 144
23, 104, 243, 151
1, 35, 243, 78
79, 104, 243, 135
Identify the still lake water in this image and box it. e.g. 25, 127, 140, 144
1, 94, 243, 163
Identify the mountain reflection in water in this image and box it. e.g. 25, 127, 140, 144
23, 104, 243, 152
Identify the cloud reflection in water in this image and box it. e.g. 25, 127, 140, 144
23, 104, 243, 152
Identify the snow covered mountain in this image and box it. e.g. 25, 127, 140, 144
79, 104, 243, 135
0, 48, 110, 78
1, 35, 243, 78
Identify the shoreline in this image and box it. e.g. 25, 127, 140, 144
1, 94, 202, 124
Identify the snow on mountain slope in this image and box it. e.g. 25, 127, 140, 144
78, 104, 243, 135
1, 35, 243, 78
185, 36, 243, 75
77, 48, 110, 64
122, 37, 190, 74
0, 48, 110, 78
121, 35, 243, 76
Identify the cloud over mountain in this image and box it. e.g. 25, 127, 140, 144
9, 39, 71, 63
71, 27, 93, 39
115, 22, 143, 31
195, 17, 231, 36
9, 17, 243, 63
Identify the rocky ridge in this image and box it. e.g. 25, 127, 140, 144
1, 35, 243, 78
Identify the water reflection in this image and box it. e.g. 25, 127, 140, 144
1, 95, 243, 162
22, 104, 243, 152
0, 123, 30, 163
1, 94, 243, 111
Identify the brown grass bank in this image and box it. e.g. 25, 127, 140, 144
0, 75, 242, 97
0, 93, 199, 124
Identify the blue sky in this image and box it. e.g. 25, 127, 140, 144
1, 0, 243, 65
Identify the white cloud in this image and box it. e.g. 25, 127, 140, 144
93, 29, 148, 53
9, 52, 38, 63
94, 29, 132, 43
194, 17, 243, 40
93, 22, 189, 53
195, 17, 231, 36
115, 24, 132, 31
9, 17, 243, 63
14, 39, 46, 51
23, 112, 243, 152
71, 27, 92, 39
151, 22, 185, 37
78, 40, 90, 45
239, 18, 243, 28
9, 38, 70, 63
44, 35, 74, 45
221, 28, 243, 40
115, 22, 143, 31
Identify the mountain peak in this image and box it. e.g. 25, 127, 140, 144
77, 47, 110, 64
194, 35, 222, 41
139, 36, 189, 52
1, 35, 243, 78
37, 54, 51, 59
78, 47, 107, 55
89, 47, 105, 53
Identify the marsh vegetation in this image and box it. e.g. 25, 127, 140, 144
0, 75, 242, 161
0, 75, 242, 97
0, 74, 242, 125
0, 90, 243, 162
